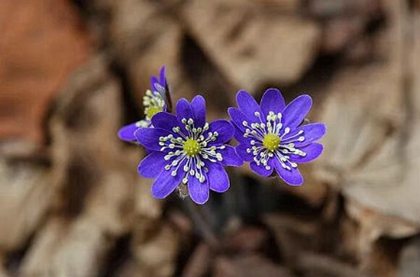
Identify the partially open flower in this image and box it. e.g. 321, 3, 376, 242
118, 67, 169, 142
229, 89, 326, 186
136, 95, 242, 204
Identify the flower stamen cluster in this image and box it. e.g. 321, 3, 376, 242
143, 90, 165, 120
242, 111, 307, 171
157, 118, 225, 184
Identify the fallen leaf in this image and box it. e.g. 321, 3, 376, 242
0, 0, 91, 145
181, 0, 321, 91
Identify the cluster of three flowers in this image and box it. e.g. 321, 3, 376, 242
118, 67, 326, 204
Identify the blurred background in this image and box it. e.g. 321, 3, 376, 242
0, 0, 419, 276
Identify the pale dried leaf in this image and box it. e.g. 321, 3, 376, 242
314, 0, 420, 230
0, 161, 52, 250
182, 0, 321, 91
21, 55, 134, 276
397, 237, 420, 277
21, 217, 111, 277
132, 223, 179, 277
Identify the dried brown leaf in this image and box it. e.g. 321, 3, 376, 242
0, 0, 91, 145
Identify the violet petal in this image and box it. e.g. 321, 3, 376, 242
261, 88, 286, 116
228, 107, 249, 132
188, 174, 210, 204
282, 95, 312, 129
207, 163, 230, 193
289, 143, 323, 163
151, 161, 186, 199
235, 143, 254, 162
236, 90, 265, 123
282, 123, 326, 147
135, 127, 171, 151
159, 66, 166, 86
191, 95, 206, 128
219, 145, 243, 166
207, 120, 234, 145
250, 161, 273, 177
118, 122, 140, 141
151, 112, 179, 131
176, 98, 194, 121
273, 159, 303, 186
138, 151, 168, 178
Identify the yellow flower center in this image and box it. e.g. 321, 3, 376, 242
263, 133, 280, 152
145, 106, 163, 119
183, 139, 201, 157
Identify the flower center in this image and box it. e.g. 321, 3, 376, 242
145, 106, 162, 119
262, 133, 280, 152
183, 138, 201, 157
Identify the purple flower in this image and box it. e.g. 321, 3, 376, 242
229, 89, 326, 186
118, 67, 169, 142
136, 95, 243, 204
